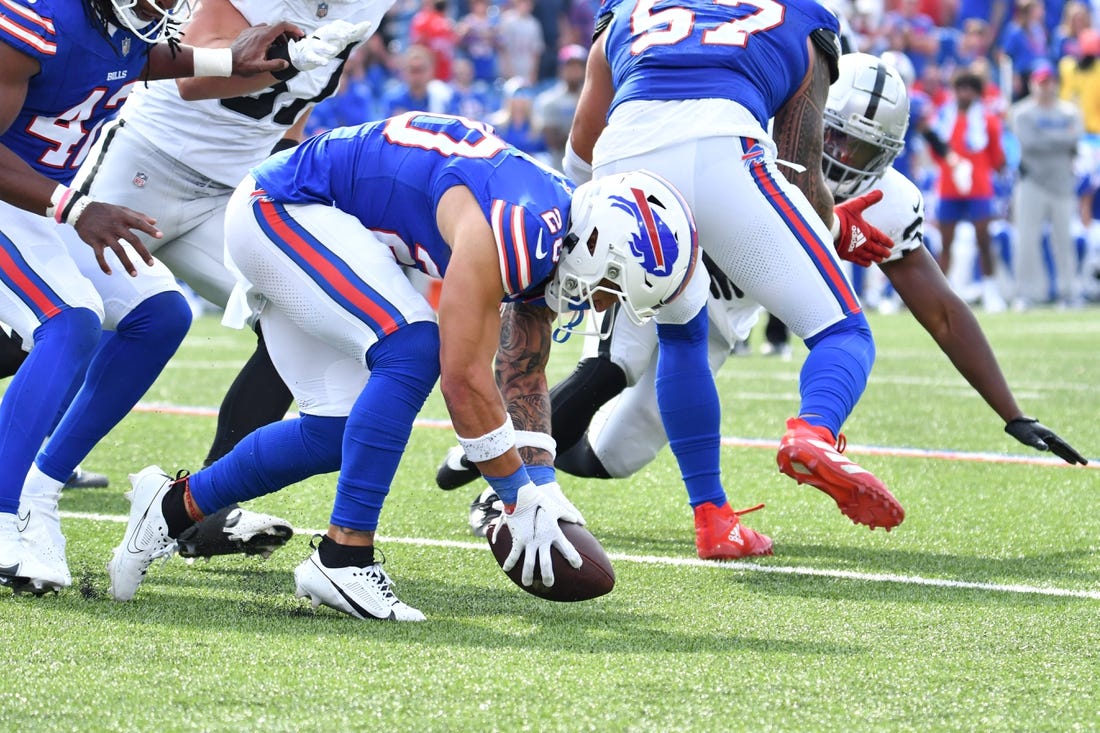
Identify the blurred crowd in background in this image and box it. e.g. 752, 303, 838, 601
296, 0, 1100, 314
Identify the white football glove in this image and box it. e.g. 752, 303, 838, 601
537, 480, 586, 526
287, 19, 374, 72
493, 483, 582, 587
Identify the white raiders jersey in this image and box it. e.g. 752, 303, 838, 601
119, 0, 393, 186
865, 166, 925, 265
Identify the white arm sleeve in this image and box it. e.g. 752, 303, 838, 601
562, 138, 593, 184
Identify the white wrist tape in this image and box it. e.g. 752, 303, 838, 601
46, 184, 91, 227
457, 416, 516, 463
562, 140, 593, 185
829, 215, 840, 243
515, 430, 557, 458
192, 47, 233, 78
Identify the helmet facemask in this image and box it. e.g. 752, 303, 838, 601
111, 0, 190, 43
821, 53, 910, 201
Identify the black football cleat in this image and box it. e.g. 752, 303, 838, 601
176, 504, 293, 560
435, 446, 481, 491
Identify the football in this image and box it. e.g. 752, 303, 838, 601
488, 519, 615, 602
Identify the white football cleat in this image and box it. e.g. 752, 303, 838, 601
16, 484, 70, 593
107, 465, 179, 601
0, 512, 23, 586
293, 545, 425, 622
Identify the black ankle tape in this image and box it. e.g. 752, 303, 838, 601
318, 535, 375, 568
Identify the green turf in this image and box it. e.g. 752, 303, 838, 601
2, 308, 1098, 732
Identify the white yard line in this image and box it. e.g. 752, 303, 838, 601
132, 401, 1099, 468
64, 511, 1100, 601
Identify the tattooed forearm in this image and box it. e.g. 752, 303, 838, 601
496, 303, 554, 461
772, 42, 835, 225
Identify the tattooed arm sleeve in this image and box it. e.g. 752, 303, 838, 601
495, 302, 557, 466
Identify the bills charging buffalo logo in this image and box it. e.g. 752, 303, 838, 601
316, 2, 328, 17
608, 188, 679, 277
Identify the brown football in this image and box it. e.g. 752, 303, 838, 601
488, 520, 615, 602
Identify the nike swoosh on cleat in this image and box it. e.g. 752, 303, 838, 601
0, 562, 21, 576
16, 510, 30, 533
124, 508, 157, 555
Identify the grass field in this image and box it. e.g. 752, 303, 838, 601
2, 307, 1098, 732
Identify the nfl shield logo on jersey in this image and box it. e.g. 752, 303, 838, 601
316, 2, 328, 17
132, 172, 148, 188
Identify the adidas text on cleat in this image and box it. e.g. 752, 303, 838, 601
435, 446, 481, 491
777, 418, 904, 530
107, 465, 180, 601
177, 505, 293, 560
293, 545, 425, 621
693, 501, 773, 560
468, 488, 503, 539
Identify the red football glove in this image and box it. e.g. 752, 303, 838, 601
831, 189, 893, 267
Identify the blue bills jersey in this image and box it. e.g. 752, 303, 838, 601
252, 112, 575, 301
0, 0, 150, 184
600, 0, 839, 127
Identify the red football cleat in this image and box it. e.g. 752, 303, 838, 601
693, 501, 773, 560
777, 417, 904, 530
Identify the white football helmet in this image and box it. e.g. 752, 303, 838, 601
111, 0, 190, 43
546, 170, 698, 338
822, 52, 910, 200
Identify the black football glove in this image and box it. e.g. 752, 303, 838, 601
1004, 417, 1088, 465
702, 251, 742, 301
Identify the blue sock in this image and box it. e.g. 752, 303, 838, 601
37, 292, 191, 482
0, 308, 100, 512
798, 313, 875, 436
655, 309, 725, 509
331, 322, 440, 531
189, 413, 346, 514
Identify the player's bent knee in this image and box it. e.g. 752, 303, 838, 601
37, 306, 103, 357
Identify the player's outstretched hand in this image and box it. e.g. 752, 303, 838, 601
1005, 417, 1088, 465
74, 202, 161, 276
832, 189, 893, 267
230, 22, 305, 77
494, 483, 582, 587
289, 20, 375, 72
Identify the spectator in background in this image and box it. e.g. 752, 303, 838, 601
533, 44, 586, 169
1009, 61, 1086, 308
1060, 28, 1100, 134
489, 77, 547, 161
564, 0, 599, 49
382, 44, 457, 116
455, 0, 498, 84
532, 0, 564, 81
1000, 0, 1050, 100
956, 0, 1009, 38
450, 56, 493, 121
880, 0, 940, 77
410, 0, 457, 80
496, 0, 544, 83
939, 17, 997, 71
1051, 1, 1092, 60
921, 69, 1009, 311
